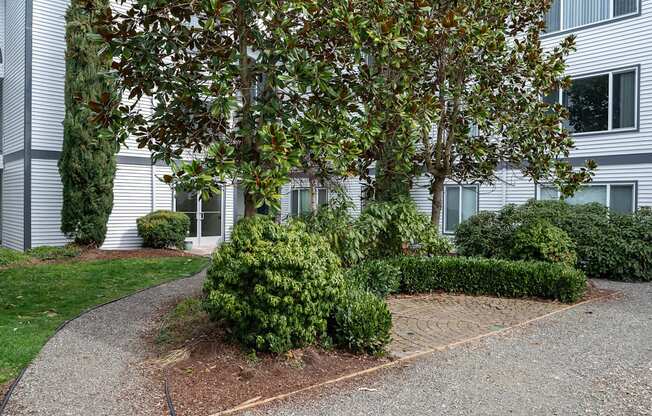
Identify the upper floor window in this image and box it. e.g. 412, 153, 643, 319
538, 183, 635, 213
545, 0, 639, 34
544, 67, 638, 134
443, 185, 478, 234
291, 188, 328, 216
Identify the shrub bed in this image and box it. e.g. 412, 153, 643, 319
455, 201, 651, 281
391, 255, 587, 303
137, 210, 190, 249
28, 245, 81, 260
203, 217, 345, 353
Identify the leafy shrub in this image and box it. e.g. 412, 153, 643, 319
331, 288, 392, 354
0, 248, 31, 267
456, 200, 651, 281
203, 217, 344, 353
28, 245, 81, 260
137, 210, 190, 249
455, 211, 510, 258
510, 220, 577, 266
292, 199, 364, 266
345, 259, 401, 298
357, 198, 451, 258
391, 255, 586, 303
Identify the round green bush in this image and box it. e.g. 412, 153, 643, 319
345, 259, 401, 298
203, 216, 345, 353
136, 210, 190, 249
455, 211, 509, 258
331, 288, 392, 354
510, 220, 577, 266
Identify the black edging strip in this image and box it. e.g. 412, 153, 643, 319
0, 268, 209, 415
165, 374, 177, 416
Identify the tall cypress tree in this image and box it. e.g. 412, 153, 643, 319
59, 0, 117, 246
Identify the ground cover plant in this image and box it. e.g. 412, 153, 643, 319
455, 200, 651, 281
0, 256, 208, 385
0, 248, 31, 268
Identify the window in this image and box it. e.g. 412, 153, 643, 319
443, 185, 478, 233
291, 188, 328, 216
545, 0, 639, 34
538, 183, 635, 213
547, 68, 637, 134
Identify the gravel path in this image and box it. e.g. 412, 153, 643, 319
250, 280, 652, 416
3, 270, 206, 416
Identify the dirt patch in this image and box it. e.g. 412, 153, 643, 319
1, 379, 13, 408
76, 248, 195, 261
145, 299, 388, 416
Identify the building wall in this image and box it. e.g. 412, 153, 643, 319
2, 159, 24, 250
3, 1, 25, 155
541, 0, 652, 158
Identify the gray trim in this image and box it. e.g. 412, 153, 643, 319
565, 153, 652, 166
541, 1, 641, 40
3, 150, 24, 164
31, 149, 62, 160
23, 0, 33, 251
116, 155, 171, 167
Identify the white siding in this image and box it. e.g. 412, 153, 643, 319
102, 163, 173, 249
153, 166, 174, 211
504, 169, 536, 206
223, 184, 235, 241
3, 1, 25, 154
31, 0, 67, 151
541, 1, 652, 157
2, 159, 24, 250
31, 159, 70, 247
0, 0, 6, 79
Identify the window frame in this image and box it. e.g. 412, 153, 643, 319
290, 187, 329, 217
551, 66, 639, 136
543, 0, 640, 37
536, 181, 637, 213
442, 185, 480, 235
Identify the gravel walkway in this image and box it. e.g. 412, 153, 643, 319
250, 280, 652, 416
3, 270, 207, 416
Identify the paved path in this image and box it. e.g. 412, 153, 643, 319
251, 280, 652, 416
388, 294, 563, 357
3, 271, 206, 416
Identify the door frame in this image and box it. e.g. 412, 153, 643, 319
174, 187, 226, 248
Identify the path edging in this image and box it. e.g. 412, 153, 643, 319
205, 290, 620, 416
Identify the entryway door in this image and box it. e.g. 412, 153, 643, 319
175, 190, 223, 248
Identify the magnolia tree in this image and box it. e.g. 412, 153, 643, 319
407, 0, 596, 224
99, 0, 365, 216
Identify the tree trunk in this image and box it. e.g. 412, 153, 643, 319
430, 176, 445, 230
309, 176, 318, 212
244, 192, 257, 218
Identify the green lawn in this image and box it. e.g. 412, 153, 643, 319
0, 257, 209, 384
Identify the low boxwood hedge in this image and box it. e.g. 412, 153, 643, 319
390, 256, 587, 303
137, 210, 190, 249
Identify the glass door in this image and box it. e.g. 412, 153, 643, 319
175, 190, 223, 248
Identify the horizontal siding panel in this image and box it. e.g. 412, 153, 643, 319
31, 159, 70, 247
3, 1, 25, 154
2, 160, 24, 250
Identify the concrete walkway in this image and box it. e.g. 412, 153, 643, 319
3, 271, 206, 416
251, 280, 652, 416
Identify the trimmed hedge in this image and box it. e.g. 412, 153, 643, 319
391, 256, 587, 303
345, 259, 401, 298
137, 210, 190, 249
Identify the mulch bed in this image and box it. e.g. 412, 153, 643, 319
144, 302, 388, 416
76, 248, 195, 261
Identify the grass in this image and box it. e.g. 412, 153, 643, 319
0, 256, 209, 385
0, 248, 31, 267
